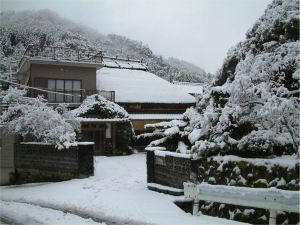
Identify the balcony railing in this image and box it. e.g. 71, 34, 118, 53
27, 88, 115, 103
19, 45, 104, 68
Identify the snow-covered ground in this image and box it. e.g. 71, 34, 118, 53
0, 153, 247, 225
0, 200, 105, 225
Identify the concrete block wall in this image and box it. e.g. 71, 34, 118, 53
0, 134, 18, 185
147, 150, 194, 189
15, 143, 94, 184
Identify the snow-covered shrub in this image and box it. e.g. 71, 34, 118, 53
0, 87, 79, 149
143, 0, 300, 158
72, 94, 129, 119
136, 119, 188, 151
72, 94, 134, 153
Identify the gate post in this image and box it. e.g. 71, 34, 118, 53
269, 210, 277, 225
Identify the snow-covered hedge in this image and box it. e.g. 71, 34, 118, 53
143, 0, 300, 158
0, 87, 79, 149
71, 94, 129, 119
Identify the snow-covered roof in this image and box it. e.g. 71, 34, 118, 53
102, 58, 147, 70
97, 68, 196, 104
77, 117, 129, 122
129, 113, 183, 120
173, 82, 205, 95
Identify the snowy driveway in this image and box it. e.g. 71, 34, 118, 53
0, 153, 246, 225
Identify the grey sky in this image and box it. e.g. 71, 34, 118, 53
1, 0, 272, 73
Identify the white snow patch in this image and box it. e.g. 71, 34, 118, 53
77, 117, 129, 122
145, 146, 166, 151
147, 183, 183, 193
173, 82, 204, 95
130, 113, 183, 120
154, 150, 191, 159
177, 141, 188, 154
0, 200, 105, 225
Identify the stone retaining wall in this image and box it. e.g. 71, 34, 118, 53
195, 156, 299, 225
15, 143, 94, 184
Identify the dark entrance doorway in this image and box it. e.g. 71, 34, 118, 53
82, 129, 105, 155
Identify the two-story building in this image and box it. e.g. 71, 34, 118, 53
0, 46, 122, 185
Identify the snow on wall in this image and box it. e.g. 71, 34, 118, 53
96, 68, 196, 104
211, 154, 299, 171
154, 150, 191, 159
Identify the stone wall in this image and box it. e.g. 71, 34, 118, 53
194, 156, 299, 225
15, 142, 94, 184
0, 134, 17, 185
146, 150, 194, 189
146, 150, 299, 224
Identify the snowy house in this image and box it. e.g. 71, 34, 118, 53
97, 68, 196, 134
17, 45, 196, 137
4, 45, 195, 160
10, 46, 121, 157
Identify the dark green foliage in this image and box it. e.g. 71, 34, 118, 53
159, 133, 181, 152
229, 122, 255, 140
214, 55, 240, 86
277, 63, 299, 92
211, 90, 230, 108
135, 132, 165, 147
115, 122, 135, 155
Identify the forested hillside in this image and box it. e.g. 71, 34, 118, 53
0, 9, 209, 83
141, 0, 300, 158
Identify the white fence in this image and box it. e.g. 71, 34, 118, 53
184, 182, 300, 225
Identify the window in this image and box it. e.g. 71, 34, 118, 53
47, 79, 82, 103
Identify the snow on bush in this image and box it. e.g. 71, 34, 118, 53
0, 87, 79, 149
142, 0, 300, 158
71, 94, 129, 119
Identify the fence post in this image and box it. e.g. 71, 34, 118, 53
193, 199, 200, 216
269, 210, 277, 225
146, 150, 155, 183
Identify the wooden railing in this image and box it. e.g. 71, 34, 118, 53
184, 182, 299, 225
27, 88, 115, 103
103, 55, 144, 63
19, 45, 104, 68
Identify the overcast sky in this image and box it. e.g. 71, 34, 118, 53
1, 0, 272, 73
